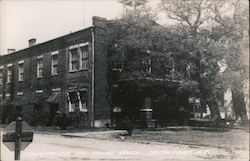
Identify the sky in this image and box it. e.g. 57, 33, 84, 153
0, 0, 160, 55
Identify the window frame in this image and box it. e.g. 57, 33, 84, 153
79, 44, 89, 70
7, 66, 12, 84
68, 92, 79, 112
18, 61, 24, 82
69, 48, 78, 72
37, 57, 43, 78
51, 51, 59, 76
79, 90, 88, 112
17, 92, 24, 96
68, 42, 89, 72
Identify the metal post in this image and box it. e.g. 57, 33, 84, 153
15, 117, 22, 160
91, 27, 95, 127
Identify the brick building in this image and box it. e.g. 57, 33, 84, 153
0, 17, 110, 127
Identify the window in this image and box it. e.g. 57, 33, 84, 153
67, 90, 88, 112
186, 65, 191, 78
7, 67, 12, 83
164, 59, 174, 76
111, 61, 123, 72
17, 92, 23, 96
35, 90, 43, 94
79, 46, 88, 70
170, 59, 175, 78
79, 91, 88, 112
0, 68, 3, 85
69, 48, 78, 72
146, 59, 152, 73
142, 58, 152, 73
68, 92, 78, 112
37, 58, 43, 78
69, 42, 89, 72
18, 63, 24, 81
51, 54, 59, 75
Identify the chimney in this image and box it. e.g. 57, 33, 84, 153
7, 49, 16, 54
29, 38, 36, 47
92, 16, 107, 28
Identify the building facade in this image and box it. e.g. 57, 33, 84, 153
0, 16, 204, 128
0, 17, 110, 127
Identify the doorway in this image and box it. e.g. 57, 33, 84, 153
48, 103, 59, 126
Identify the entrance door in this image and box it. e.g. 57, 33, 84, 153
49, 103, 59, 126
15, 105, 23, 118
32, 105, 42, 126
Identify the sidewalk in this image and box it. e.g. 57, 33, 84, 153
35, 128, 127, 140
0, 124, 128, 140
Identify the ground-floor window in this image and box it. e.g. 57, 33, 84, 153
68, 90, 88, 113
68, 92, 78, 112
79, 91, 88, 112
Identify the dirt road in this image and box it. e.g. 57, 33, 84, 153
1, 133, 248, 161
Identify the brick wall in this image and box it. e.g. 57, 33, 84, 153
92, 17, 111, 127
0, 17, 112, 127
0, 27, 95, 125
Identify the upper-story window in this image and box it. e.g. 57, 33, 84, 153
69, 42, 89, 72
51, 51, 59, 75
7, 64, 13, 83
7, 68, 12, 83
79, 45, 89, 70
142, 58, 152, 74
18, 60, 24, 81
37, 56, 43, 78
146, 59, 152, 74
69, 48, 78, 72
111, 61, 123, 72
0, 66, 3, 85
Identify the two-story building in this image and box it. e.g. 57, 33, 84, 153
0, 17, 110, 127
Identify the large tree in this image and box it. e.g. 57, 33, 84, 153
107, 11, 189, 82
108, 0, 249, 123
210, 0, 249, 122
160, 0, 249, 122
160, 0, 224, 120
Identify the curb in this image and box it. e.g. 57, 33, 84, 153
34, 130, 127, 140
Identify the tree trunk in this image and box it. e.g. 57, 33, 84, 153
232, 88, 248, 123
207, 100, 221, 121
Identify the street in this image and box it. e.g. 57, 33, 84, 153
1, 130, 249, 161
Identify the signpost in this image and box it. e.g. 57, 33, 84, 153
3, 117, 33, 160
